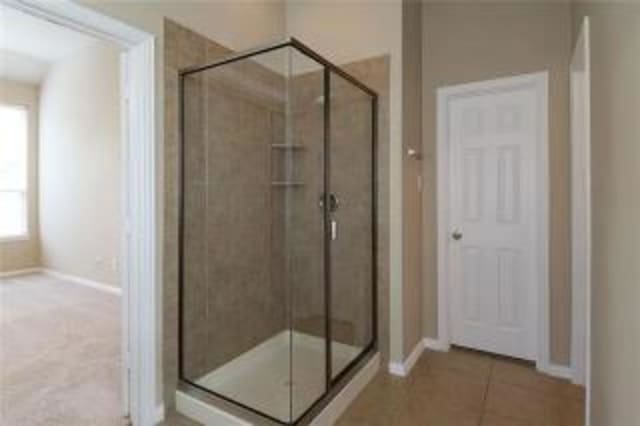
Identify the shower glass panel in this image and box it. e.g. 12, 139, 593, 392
179, 39, 376, 425
287, 50, 327, 420
328, 71, 375, 380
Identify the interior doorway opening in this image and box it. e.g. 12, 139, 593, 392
0, 1, 157, 424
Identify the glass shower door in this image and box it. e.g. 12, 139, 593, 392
287, 49, 328, 420
327, 71, 376, 380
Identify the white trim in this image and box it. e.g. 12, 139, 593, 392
0, 267, 42, 278
155, 405, 165, 424
570, 16, 591, 426
540, 364, 574, 381
311, 354, 379, 425
388, 339, 424, 377
536, 72, 551, 375
436, 72, 550, 368
0, 1, 159, 425
42, 268, 121, 296
176, 391, 252, 426
423, 337, 450, 352
177, 347, 379, 426
1, 0, 149, 47
124, 36, 158, 426
570, 17, 591, 388
0, 234, 30, 243
387, 362, 405, 377
119, 47, 131, 418
389, 362, 406, 377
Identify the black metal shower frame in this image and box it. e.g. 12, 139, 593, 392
177, 37, 379, 425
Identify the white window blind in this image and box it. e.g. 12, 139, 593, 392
0, 104, 29, 239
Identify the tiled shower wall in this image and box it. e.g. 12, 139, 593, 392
168, 19, 290, 383
182, 64, 290, 379
164, 19, 390, 407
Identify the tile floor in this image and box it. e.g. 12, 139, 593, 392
0, 273, 122, 426
337, 347, 585, 426
165, 347, 585, 426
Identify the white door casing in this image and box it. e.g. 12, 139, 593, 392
570, 14, 591, 412
437, 73, 549, 367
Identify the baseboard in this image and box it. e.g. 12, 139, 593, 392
155, 404, 165, 424
42, 268, 121, 296
0, 267, 42, 278
387, 361, 405, 376
388, 339, 424, 377
423, 337, 450, 352
176, 391, 251, 426
538, 363, 573, 380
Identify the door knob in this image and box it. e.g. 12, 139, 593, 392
452, 230, 463, 241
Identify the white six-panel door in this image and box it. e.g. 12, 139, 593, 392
441, 74, 548, 361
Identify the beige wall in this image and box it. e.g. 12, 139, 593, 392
0, 79, 40, 272
401, 0, 424, 357
81, 0, 285, 54
39, 40, 121, 286
571, 3, 640, 424
421, 2, 573, 365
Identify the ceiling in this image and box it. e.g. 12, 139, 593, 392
0, 5, 98, 84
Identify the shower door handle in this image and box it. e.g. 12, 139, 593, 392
319, 193, 340, 213
330, 219, 338, 241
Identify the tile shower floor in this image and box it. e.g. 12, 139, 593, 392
0, 273, 122, 426
193, 331, 361, 422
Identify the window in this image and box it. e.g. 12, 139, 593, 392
0, 104, 29, 239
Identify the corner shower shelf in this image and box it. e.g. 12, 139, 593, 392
271, 144, 306, 150
271, 181, 305, 187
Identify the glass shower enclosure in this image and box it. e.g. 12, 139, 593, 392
178, 38, 377, 425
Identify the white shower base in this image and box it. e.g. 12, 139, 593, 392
183, 330, 363, 422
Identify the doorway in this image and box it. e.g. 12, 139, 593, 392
436, 72, 549, 365
0, 0, 157, 424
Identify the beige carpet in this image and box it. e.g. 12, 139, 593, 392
0, 273, 123, 426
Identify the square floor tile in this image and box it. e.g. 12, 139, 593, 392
491, 358, 563, 394
410, 366, 488, 413
485, 382, 560, 426
421, 348, 493, 380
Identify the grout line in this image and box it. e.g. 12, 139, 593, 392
477, 357, 495, 426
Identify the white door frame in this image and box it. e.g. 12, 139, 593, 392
570, 15, 591, 422
435, 72, 552, 373
1, 1, 160, 424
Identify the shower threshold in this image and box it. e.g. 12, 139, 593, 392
177, 330, 371, 424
